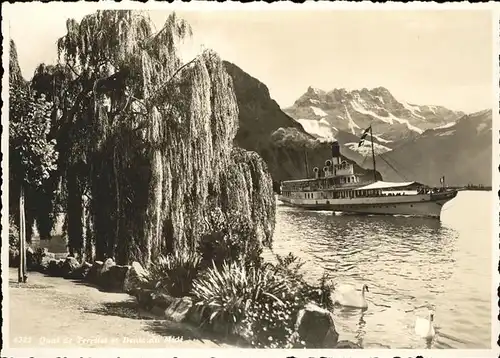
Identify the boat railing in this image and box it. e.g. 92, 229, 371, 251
284, 181, 378, 192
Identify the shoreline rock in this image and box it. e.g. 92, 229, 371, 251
335, 340, 363, 349
294, 302, 339, 348
87, 260, 104, 284
67, 262, 93, 280
164, 297, 193, 323
103, 265, 130, 292
61, 257, 80, 278
123, 261, 149, 295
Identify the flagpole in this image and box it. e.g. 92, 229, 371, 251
370, 126, 377, 182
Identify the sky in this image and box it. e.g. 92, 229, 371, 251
6, 5, 494, 113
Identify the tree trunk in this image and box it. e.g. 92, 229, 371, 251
82, 193, 94, 263
18, 185, 27, 283
67, 170, 84, 258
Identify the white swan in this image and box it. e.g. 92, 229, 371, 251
333, 284, 369, 309
414, 311, 436, 340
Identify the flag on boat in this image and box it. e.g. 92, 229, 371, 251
358, 126, 371, 147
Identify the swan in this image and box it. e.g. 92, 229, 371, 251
414, 311, 436, 340
333, 284, 369, 309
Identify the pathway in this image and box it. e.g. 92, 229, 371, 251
8, 268, 233, 348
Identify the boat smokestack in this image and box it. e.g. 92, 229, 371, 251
332, 141, 341, 165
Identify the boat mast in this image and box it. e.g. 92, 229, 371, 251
304, 148, 310, 178
370, 125, 377, 182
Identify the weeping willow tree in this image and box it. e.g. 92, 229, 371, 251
40, 10, 275, 266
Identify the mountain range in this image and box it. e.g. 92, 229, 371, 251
224, 63, 492, 187
284, 86, 465, 144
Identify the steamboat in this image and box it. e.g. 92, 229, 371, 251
278, 126, 457, 219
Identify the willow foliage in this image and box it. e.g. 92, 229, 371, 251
42, 10, 275, 266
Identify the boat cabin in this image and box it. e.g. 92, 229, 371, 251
280, 140, 427, 200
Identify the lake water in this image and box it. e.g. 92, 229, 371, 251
270, 191, 493, 349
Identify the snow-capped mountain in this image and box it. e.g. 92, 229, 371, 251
296, 117, 337, 141
284, 86, 465, 145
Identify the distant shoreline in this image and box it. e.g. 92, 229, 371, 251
454, 187, 492, 192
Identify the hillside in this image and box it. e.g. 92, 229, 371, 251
223, 61, 378, 183
373, 110, 492, 186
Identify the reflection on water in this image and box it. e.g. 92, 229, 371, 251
271, 191, 492, 349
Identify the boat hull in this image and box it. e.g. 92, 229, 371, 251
278, 191, 457, 219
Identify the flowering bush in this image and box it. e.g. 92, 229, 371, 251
238, 291, 304, 348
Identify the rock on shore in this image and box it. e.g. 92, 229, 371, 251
294, 303, 339, 348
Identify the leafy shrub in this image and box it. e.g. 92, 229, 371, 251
268, 253, 334, 310
198, 208, 263, 270
148, 251, 201, 297
191, 260, 287, 334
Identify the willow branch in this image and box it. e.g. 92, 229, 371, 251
67, 63, 81, 78
146, 53, 205, 108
